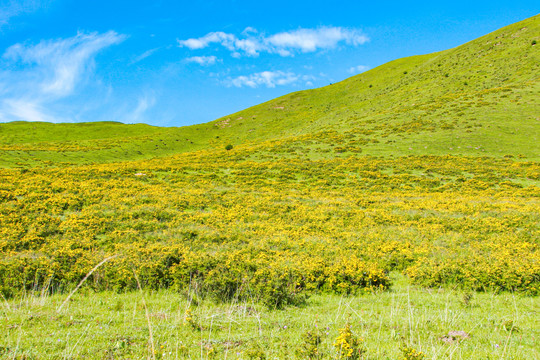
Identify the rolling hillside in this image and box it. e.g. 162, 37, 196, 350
1, 15, 540, 359
0, 14, 538, 167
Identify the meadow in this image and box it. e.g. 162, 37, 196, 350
1, 148, 539, 358
0, 14, 539, 360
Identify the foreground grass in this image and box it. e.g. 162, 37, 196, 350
1, 275, 538, 359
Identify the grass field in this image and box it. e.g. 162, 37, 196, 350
2, 274, 538, 359
0, 14, 539, 360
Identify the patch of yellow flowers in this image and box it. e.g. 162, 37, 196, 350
334, 323, 364, 359
0, 150, 538, 299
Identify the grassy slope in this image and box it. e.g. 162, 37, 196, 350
210, 14, 539, 158
0, 15, 538, 167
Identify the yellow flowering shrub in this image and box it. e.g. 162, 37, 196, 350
0, 152, 538, 300
334, 323, 365, 359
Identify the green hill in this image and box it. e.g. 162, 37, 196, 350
0, 14, 538, 167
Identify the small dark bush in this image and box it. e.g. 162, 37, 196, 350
225, 144, 233, 151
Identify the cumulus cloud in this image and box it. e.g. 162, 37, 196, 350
0, 31, 125, 122
224, 71, 300, 88
178, 31, 236, 50
267, 27, 368, 54
178, 26, 369, 57
348, 65, 370, 74
185, 55, 218, 66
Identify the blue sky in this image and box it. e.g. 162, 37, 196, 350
0, 1, 538, 127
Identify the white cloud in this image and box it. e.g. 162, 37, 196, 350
225, 71, 300, 88
178, 26, 369, 57
178, 31, 236, 50
185, 55, 218, 66
0, 31, 125, 122
266, 27, 368, 53
233, 38, 262, 56
348, 65, 370, 74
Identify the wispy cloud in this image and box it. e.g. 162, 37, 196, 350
129, 93, 156, 123
348, 65, 370, 74
224, 71, 301, 88
0, 99, 56, 122
178, 26, 369, 57
186, 55, 218, 66
130, 48, 159, 64
0, 0, 51, 28
0, 31, 126, 122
